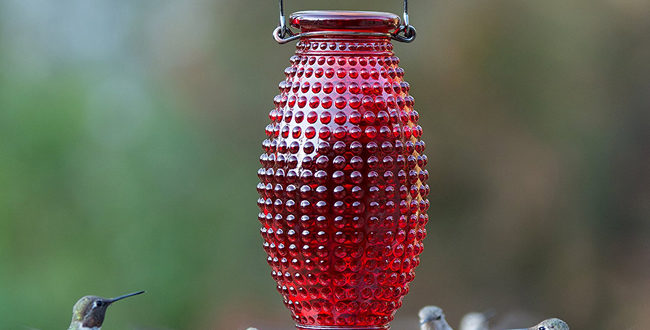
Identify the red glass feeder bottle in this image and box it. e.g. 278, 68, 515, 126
257, 3, 428, 329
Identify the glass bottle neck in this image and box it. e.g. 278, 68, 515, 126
295, 37, 394, 56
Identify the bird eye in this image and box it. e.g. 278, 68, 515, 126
94, 301, 103, 308
435, 316, 442, 320
539, 327, 546, 330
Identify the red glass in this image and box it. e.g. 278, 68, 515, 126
257, 11, 428, 330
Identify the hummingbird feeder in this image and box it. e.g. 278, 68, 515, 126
257, 1, 428, 328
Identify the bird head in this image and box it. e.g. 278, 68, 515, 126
419, 305, 453, 330
530, 318, 569, 330
69, 291, 144, 329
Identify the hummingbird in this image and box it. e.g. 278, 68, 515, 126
419, 306, 454, 330
509, 318, 569, 330
68, 290, 145, 330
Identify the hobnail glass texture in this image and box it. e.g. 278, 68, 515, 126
257, 11, 429, 330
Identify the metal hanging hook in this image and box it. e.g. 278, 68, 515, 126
399, 0, 417, 41
272, 0, 416, 44
394, 1, 417, 43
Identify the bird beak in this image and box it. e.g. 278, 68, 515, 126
107, 290, 145, 304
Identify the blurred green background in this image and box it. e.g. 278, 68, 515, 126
0, 0, 648, 329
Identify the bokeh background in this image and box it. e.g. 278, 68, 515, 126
1, 0, 648, 329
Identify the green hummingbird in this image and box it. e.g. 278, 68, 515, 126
510, 318, 569, 330
67, 291, 144, 330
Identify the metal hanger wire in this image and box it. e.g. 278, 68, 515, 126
273, 0, 416, 44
